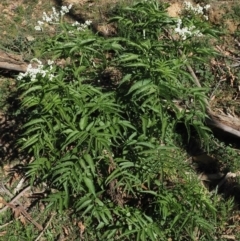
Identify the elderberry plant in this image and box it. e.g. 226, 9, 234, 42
16, 1, 232, 240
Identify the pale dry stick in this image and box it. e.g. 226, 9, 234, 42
0, 182, 29, 210
34, 212, 56, 241
1, 200, 43, 231
229, 63, 240, 67
234, 38, 240, 48
184, 54, 202, 88
0, 219, 14, 229
0, 184, 43, 230
13, 177, 26, 194
210, 78, 226, 100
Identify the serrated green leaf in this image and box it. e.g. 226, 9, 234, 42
119, 161, 135, 168
84, 154, 95, 175
77, 199, 93, 211
83, 177, 96, 196
119, 53, 139, 62
79, 38, 96, 46
21, 85, 43, 97
22, 134, 39, 149
95, 198, 104, 207
86, 121, 95, 131
96, 222, 105, 230
99, 212, 109, 225
127, 79, 151, 95
82, 204, 94, 216
135, 142, 155, 149
80, 115, 88, 130
141, 116, 147, 135
23, 118, 45, 128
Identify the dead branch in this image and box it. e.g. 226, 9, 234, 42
0, 183, 43, 231
0, 50, 27, 72
34, 213, 55, 241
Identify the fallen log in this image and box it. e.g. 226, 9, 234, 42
207, 110, 240, 138
0, 50, 27, 72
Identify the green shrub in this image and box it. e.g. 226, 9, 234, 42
17, 1, 231, 240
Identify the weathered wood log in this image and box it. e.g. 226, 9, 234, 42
0, 50, 27, 72
207, 109, 240, 138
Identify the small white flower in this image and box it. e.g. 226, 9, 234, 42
204, 4, 210, 10
49, 74, 55, 81
34, 26, 42, 31
196, 4, 203, 14
37, 21, 44, 26
26, 64, 33, 71
52, 7, 58, 16
17, 58, 55, 82
42, 12, 52, 23
85, 20, 92, 26
17, 73, 24, 81
184, 1, 193, 11
60, 6, 70, 16
34, 58, 43, 65
71, 20, 92, 31
194, 30, 203, 37
50, 12, 59, 22
174, 18, 203, 40
34, 4, 75, 33
41, 71, 46, 78
183, 1, 209, 16
72, 21, 80, 26
61, 6, 68, 12
47, 60, 54, 65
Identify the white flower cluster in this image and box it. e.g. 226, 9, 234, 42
35, 5, 72, 31
183, 1, 210, 20
70, 20, 92, 32
17, 59, 55, 81
174, 19, 203, 40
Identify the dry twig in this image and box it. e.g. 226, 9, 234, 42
0, 183, 43, 231
34, 212, 56, 241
